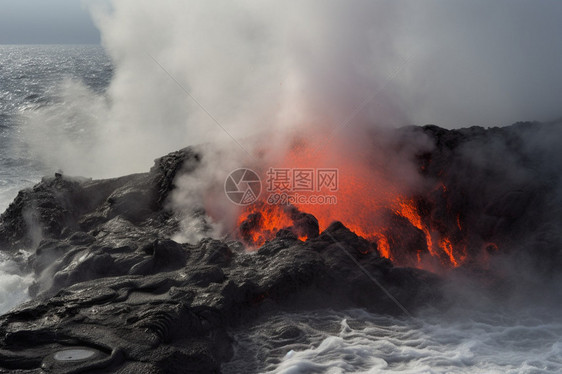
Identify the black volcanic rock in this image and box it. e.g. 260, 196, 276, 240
415, 121, 562, 272
287, 207, 319, 239
0, 145, 441, 373
1, 122, 561, 372
0, 225, 440, 373
0, 146, 203, 253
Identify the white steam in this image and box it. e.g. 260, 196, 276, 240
167, 143, 255, 243
0, 252, 33, 315
17, 0, 562, 178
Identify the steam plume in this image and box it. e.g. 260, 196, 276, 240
17, 0, 562, 178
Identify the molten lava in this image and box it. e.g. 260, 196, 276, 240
392, 197, 465, 267
237, 202, 315, 247
394, 198, 435, 257
372, 232, 391, 260
438, 237, 459, 267
237, 203, 294, 247
234, 134, 475, 271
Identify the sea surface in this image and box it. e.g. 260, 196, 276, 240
1, 45, 561, 373
223, 308, 562, 373
0, 45, 112, 314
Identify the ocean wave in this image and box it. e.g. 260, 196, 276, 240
223, 308, 562, 374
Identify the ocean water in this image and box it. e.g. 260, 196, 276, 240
0, 45, 112, 314
1, 45, 561, 373
0, 45, 112, 210
223, 308, 562, 374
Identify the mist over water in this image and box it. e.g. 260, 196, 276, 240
0, 251, 33, 315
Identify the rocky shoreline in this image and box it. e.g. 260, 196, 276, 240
0, 142, 439, 373
1, 122, 560, 373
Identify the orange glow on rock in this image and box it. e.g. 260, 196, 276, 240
235, 135, 472, 271
372, 232, 391, 259
438, 237, 459, 267
393, 198, 440, 260
237, 203, 294, 247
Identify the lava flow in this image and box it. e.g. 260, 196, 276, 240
237, 202, 319, 246
237, 203, 294, 246
234, 134, 485, 272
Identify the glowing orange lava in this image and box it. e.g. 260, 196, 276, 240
394, 198, 436, 258
237, 203, 309, 247
393, 197, 465, 267
438, 237, 459, 267
267, 136, 394, 244
235, 135, 470, 270
372, 232, 391, 259
237, 203, 294, 247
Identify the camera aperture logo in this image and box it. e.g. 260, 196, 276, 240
225, 167, 338, 206
224, 168, 262, 205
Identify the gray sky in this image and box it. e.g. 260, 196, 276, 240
0, 0, 100, 44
